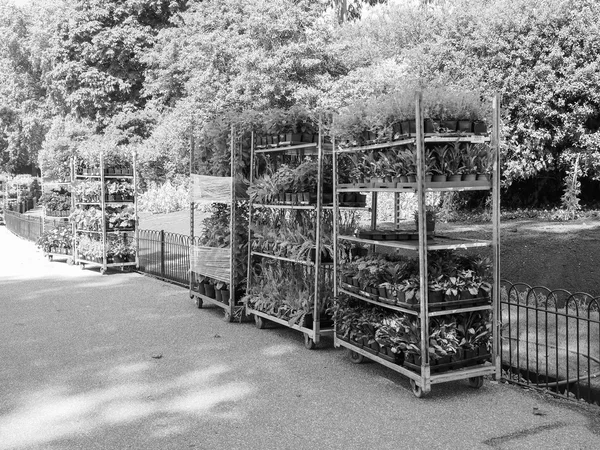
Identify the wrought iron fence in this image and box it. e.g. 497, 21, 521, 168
4, 210, 44, 242
137, 229, 199, 287
501, 280, 600, 405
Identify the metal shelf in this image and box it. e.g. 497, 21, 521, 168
246, 124, 333, 346
338, 234, 492, 251
334, 336, 495, 387
338, 287, 419, 316
251, 251, 333, 267
337, 180, 491, 192
335, 134, 490, 154
252, 203, 317, 210
247, 307, 334, 341
254, 142, 318, 154
331, 94, 502, 396
71, 154, 139, 276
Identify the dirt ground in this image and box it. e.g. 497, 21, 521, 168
140, 211, 600, 297
441, 218, 600, 296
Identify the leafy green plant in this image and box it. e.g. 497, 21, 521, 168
36, 226, 73, 252
138, 178, 189, 214
444, 142, 464, 176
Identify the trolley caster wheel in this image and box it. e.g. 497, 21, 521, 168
410, 379, 427, 398
99, 268, 106, 275
254, 314, 266, 329
47, 255, 52, 262
80, 264, 85, 270
194, 297, 203, 309
67, 258, 74, 265
223, 312, 233, 322
348, 349, 365, 364
303, 333, 316, 350
468, 376, 484, 389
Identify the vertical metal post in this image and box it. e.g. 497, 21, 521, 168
393, 192, 399, 227
189, 128, 195, 295
332, 117, 339, 305
160, 229, 165, 278
246, 131, 255, 306
492, 93, 502, 379
312, 116, 324, 343
100, 154, 107, 272
229, 124, 236, 318
370, 191, 378, 254
71, 157, 77, 262
133, 151, 139, 268
415, 91, 431, 392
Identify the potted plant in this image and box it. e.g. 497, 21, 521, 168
443, 273, 466, 302
444, 143, 464, 181
461, 143, 479, 181
476, 144, 494, 181
427, 263, 446, 304
400, 148, 417, 183
399, 276, 419, 305
430, 145, 449, 182
413, 206, 437, 233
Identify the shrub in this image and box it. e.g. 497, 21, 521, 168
138, 177, 189, 214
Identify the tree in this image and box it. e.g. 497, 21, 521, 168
140, 0, 346, 179
330, 0, 600, 207
0, 0, 50, 173
43, 0, 188, 127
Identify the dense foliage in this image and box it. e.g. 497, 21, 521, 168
2, 0, 600, 211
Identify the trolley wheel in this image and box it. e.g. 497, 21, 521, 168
303, 333, 316, 350
410, 379, 427, 398
99, 268, 106, 275
194, 296, 203, 309
468, 376, 484, 389
223, 311, 233, 323
348, 349, 365, 364
80, 264, 85, 270
254, 314, 266, 329
47, 255, 52, 262
66, 257, 74, 266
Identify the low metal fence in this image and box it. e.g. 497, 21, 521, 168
4, 210, 44, 242
137, 229, 199, 287
501, 280, 600, 405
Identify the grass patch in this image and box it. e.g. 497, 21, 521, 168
501, 285, 600, 385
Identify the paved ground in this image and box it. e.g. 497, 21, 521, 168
1, 226, 600, 450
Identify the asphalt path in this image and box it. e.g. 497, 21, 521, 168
1, 226, 599, 450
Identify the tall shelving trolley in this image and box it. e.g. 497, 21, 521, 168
40, 175, 73, 262
332, 93, 501, 396
71, 155, 138, 274
189, 126, 249, 322
244, 119, 336, 349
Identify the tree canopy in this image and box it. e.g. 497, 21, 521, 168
2, 0, 600, 208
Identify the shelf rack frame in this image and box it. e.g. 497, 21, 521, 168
71, 154, 139, 274
189, 125, 247, 322
245, 120, 334, 348
332, 92, 502, 396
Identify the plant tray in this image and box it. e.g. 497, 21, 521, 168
341, 282, 360, 293
362, 345, 378, 356
339, 202, 367, 208
372, 182, 396, 189
395, 296, 491, 311
403, 353, 492, 374
377, 296, 397, 306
